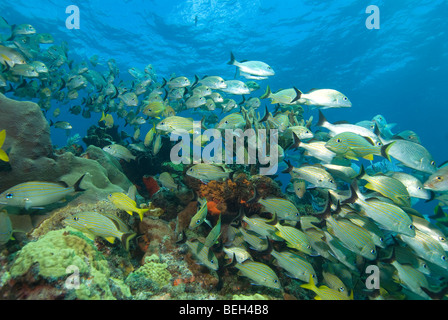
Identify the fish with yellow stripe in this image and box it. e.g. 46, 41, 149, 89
0, 174, 86, 210
235, 260, 282, 290
186, 239, 219, 271
256, 194, 300, 222
108, 192, 149, 221
189, 198, 210, 229
325, 132, 393, 161
271, 249, 317, 283
275, 222, 315, 256
342, 180, 416, 237
357, 165, 411, 207
314, 197, 377, 261
64, 211, 136, 251
301, 274, 353, 300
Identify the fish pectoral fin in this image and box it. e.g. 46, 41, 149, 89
104, 237, 116, 244
1, 54, 11, 62
362, 154, 374, 161
344, 154, 359, 161
364, 182, 374, 190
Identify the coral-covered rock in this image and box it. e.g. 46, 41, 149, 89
0, 94, 133, 207
3, 228, 132, 300
138, 217, 177, 259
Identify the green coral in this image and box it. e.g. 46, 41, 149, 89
9, 228, 131, 300
131, 254, 171, 288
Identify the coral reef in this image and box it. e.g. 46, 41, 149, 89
2, 228, 132, 300
0, 94, 133, 207
127, 254, 171, 289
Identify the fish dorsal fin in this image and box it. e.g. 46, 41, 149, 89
333, 120, 350, 125
57, 181, 70, 188
362, 136, 375, 146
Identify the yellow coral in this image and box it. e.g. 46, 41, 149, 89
10, 228, 131, 300
134, 254, 171, 288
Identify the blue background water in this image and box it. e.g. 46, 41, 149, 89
1, 1, 447, 203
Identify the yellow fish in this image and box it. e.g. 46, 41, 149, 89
100, 112, 114, 128
144, 124, 156, 147
108, 192, 149, 221
143, 101, 166, 119
0, 130, 9, 162
301, 275, 353, 300
64, 211, 136, 251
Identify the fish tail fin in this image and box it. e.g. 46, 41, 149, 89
281, 159, 294, 174
259, 105, 270, 122
121, 232, 137, 251
381, 246, 396, 264
100, 111, 106, 122
192, 74, 199, 88
380, 142, 395, 161
342, 180, 360, 205
260, 85, 271, 99
291, 87, 303, 103
355, 164, 367, 180
291, 132, 301, 149
247, 186, 259, 204
137, 208, 150, 221
227, 52, 236, 65
73, 174, 86, 192
316, 110, 328, 127
300, 274, 318, 293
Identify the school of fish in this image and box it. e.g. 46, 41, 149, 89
1, 16, 448, 300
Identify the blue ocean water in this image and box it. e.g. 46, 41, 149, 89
1, 1, 447, 183
2, 0, 447, 158
2, 1, 448, 301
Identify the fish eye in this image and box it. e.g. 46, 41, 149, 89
431, 161, 436, 166
210, 259, 215, 264
225, 121, 229, 124
442, 255, 447, 261
306, 245, 311, 249
196, 220, 201, 225
409, 225, 415, 230
417, 186, 422, 190
436, 176, 443, 181
329, 179, 334, 184
5, 193, 13, 199
336, 138, 341, 143
439, 236, 446, 242
379, 237, 384, 242
339, 287, 345, 292
343, 97, 348, 101
371, 249, 376, 254
273, 279, 278, 283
